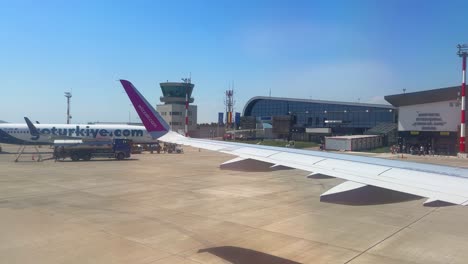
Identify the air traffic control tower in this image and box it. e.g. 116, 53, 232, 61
156, 80, 197, 134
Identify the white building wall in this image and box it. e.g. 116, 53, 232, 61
156, 104, 197, 133
325, 139, 350, 151
325, 135, 382, 151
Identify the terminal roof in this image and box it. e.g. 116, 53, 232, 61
385, 86, 460, 107
243, 96, 394, 116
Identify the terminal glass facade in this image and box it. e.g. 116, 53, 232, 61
244, 98, 396, 130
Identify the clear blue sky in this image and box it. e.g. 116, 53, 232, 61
0, 0, 467, 123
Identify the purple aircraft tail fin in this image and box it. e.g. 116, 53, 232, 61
120, 80, 170, 138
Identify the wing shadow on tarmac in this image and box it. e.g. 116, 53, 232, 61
220, 158, 292, 172
198, 246, 300, 264
320, 185, 423, 206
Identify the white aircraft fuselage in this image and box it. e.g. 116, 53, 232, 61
0, 123, 155, 145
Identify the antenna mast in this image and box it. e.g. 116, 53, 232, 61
224, 82, 235, 128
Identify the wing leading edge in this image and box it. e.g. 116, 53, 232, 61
120, 79, 468, 206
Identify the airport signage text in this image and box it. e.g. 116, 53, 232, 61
398, 100, 459, 132
35, 126, 144, 139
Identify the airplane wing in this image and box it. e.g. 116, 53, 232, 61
120, 79, 468, 206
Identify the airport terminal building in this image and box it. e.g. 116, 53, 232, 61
242, 96, 396, 140
385, 86, 464, 155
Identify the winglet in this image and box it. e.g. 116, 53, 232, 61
119, 80, 171, 138
24, 117, 39, 136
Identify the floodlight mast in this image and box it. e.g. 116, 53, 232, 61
458, 44, 468, 153
64, 92, 72, 124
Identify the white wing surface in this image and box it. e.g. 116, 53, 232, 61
120, 79, 468, 206
160, 131, 468, 206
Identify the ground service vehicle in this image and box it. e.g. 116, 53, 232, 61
162, 143, 183, 154
54, 139, 132, 161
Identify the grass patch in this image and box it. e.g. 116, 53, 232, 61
234, 139, 318, 149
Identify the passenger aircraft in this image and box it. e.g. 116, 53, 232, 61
120, 79, 468, 207
0, 120, 155, 145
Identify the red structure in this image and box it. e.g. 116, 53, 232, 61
225, 88, 235, 127
181, 77, 191, 137
185, 86, 189, 136
458, 44, 468, 153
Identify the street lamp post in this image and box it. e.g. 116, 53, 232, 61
64, 92, 72, 124
457, 44, 468, 154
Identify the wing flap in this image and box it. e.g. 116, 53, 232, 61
321, 181, 367, 197
221, 157, 247, 165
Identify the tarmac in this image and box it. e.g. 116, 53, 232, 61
1, 143, 468, 264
